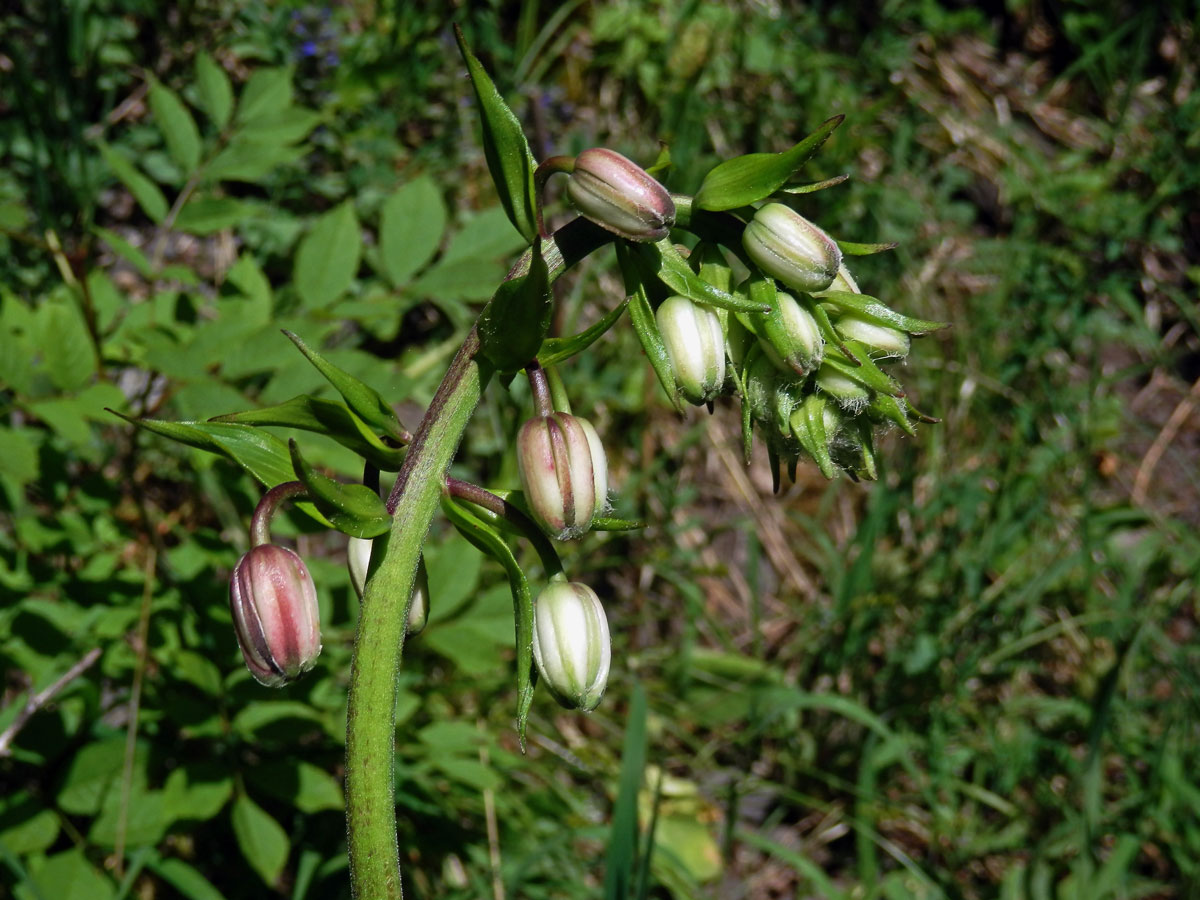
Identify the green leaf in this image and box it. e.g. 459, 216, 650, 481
790, 396, 835, 479
35, 296, 96, 391
93, 226, 153, 277
195, 52, 234, 130
147, 857, 226, 900
56, 737, 126, 815
869, 393, 917, 436
212, 395, 405, 470
236, 67, 293, 124
252, 760, 344, 813
203, 141, 309, 183
478, 237, 551, 372
231, 794, 290, 887
538, 299, 628, 367
289, 440, 390, 538
694, 115, 844, 211
98, 143, 168, 223
148, 76, 202, 174
441, 498, 535, 746
603, 682, 647, 900
837, 239, 899, 256
0, 793, 60, 855
294, 202, 362, 308
174, 196, 252, 234
590, 514, 647, 532
818, 290, 949, 335
634, 239, 769, 313
779, 173, 850, 195
239, 107, 322, 145
14, 849, 114, 900
619, 243, 680, 412
378, 176, 446, 286
454, 26, 538, 243
281, 331, 405, 439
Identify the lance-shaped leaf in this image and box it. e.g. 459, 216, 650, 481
478, 237, 551, 372
537, 299, 628, 367
790, 396, 836, 479
108, 411, 333, 527
454, 25, 539, 244
288, 440, 390, 538
282, 330, 405, 440
590, 515, 648, 532
441, 497, 535, 746
850, 418, 878, 481
693, 242, 733, 292
837, 239, 899, 256
147, 76, 202, 175
645, 143, 671, 178
632, 239, 770, 314
779, 174, 850, 195
817, 290, 949, 335
693, 115, 844, 212
212, 396, 406, 470
869, 393, 917, 436
618, 243, 681, 412
822, 342, 904, 396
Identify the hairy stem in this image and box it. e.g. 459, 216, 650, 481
345, 217, 611, 900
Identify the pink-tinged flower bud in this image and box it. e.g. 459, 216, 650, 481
835, 316, 910, 358
758, 290, 823, 375
743, 203, 841, 293
517, 412, 608, 540
347, 538, 430, 635
532, 582, 611, 711
229, 544, 322, 687
656, 295, 726, 405
567, 148, 676, 242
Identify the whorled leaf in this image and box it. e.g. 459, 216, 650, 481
538, 299, 628, 367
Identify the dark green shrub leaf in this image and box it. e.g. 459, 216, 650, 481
148, 76, 202, 174
195, 52, 233, 130
252, 760, 344, 813
379, 176, 446, 287
454, 26, 538, 243
98, 143, 168, 223
694, 115, 844, 211
230, 794, 290, 887
174, 196, 252, 235
235, 67, 293, 124
293, 202, 362, 308
147, 857, 226, 900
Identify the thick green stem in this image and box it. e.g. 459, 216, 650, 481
344, 217, 611, 900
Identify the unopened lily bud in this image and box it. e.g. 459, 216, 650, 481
758, 291, 823, 375
816, 366, 870, 412
656, 295, 726, 405
567, 148, 676, 242
835, 316, 910, 358
347, 538, 430, 635
517, 412, 608, 540
229, 544, 322, 687
743, 203, 841, 293
532, 582, 611, 711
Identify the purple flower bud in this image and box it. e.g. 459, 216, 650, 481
517, 412, 608, 540
743, 203, 841, 293
656, 295, 726, 405
347, 537, 430, 635
229, 545, 322, 687
567, 148, 676, 242
532, 582, 611, 711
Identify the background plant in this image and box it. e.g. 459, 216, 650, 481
2, 2, 1198, 899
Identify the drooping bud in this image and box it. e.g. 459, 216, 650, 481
656, 295, 726, 405
531, 582, 611, 711
742, 203, 841, 293
229, 544, 322, 687
566, 148, 676, 242
835, 316, 910, 359
757, 291, 823, 375
347, 537, 430, 635
517, 412, 608, 540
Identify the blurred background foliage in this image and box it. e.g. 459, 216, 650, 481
1, 0, 1198, 898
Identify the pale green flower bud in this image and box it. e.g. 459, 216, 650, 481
230, 545, 321, 687
835, 316, 910, 358
532, 582, 611, 711
567, 149, 676, 242
743, 203, 841, 293
347, 538, 430, 635
517, 412, 609, 540
656, 295, 726, 405
758, 290, 823, 375
816, 366, 870, 412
